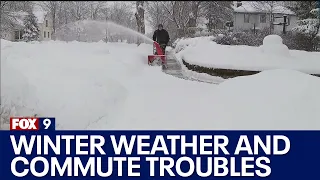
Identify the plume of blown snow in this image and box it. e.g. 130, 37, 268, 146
55, 20, 153, 44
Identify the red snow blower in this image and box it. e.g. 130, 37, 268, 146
148, 41, 167, 67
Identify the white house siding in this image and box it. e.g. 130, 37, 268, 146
1, 31, 14, 41
2, 27, 26, 42
38, 15, 53, 41
234, 12, 297, 34
273, 14, 297, 33
234, 13, 269, 31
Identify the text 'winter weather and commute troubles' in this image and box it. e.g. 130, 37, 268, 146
9, 134, 291, 178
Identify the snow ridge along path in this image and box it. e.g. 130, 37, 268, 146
162, 48, 220, 84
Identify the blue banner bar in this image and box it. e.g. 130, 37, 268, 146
0, 131, 319, 179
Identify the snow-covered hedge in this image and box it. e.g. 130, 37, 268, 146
213, 29, 319, 52
172, 36, 216, 53
290, 7, 320, 51
178, 35, 320, 79
292, 18, 320, 35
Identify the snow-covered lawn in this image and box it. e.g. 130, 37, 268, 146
1, 39, 320, 130
177, 35, 320, 75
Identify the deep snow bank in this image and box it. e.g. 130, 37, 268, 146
113, 69, 320, 130
173, 36, 225, 84
1, 40, 38, 119
180, 35, 320, 75
1, 39, 153, 129
2, 39, 319, 130
211, 69, 320, 130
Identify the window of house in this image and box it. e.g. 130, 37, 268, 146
260, 14, 266, 23
44, 31, 46, 38
14, 31, 20, 40
19, 30, 23, 39
244, 14, 250, 23
14, 31, 24, 40
48, 32, 50, 38
46, 20, 48, 27
286, 16, 290, 25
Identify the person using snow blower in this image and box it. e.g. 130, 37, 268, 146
152, 24, 170, 54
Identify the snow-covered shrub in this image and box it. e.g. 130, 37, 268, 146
215, 28, 271, 47
173, 36, 216, 53
215, 34, 235, 45
290, 8, 320, 51
172, 38, 194, 53
260, 35, 289, 56
213, 27, 319, 51
22, 12, 40, 42
293, 18, 319, 35
281, 32, 319, 51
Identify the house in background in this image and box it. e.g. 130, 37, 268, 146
1, 8, 53, 42
34, 10, 54, 41
232, 1, 297, 34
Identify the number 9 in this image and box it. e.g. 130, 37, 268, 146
43, 118, 51, 129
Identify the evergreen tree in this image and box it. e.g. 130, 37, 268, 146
290, 1, 320, 51
288, 1, 318, 19
291, 1, 319, 37
22, 12, 40, 42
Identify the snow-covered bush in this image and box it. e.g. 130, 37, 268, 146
215, 34, 235, 45
310, 8, 319, 15
212, 26, 319, 51
215, 28, 271, 47
22, 12, 40, 42
173, 36, 216, 53
281, 32, 318, 51
260, 35, 289, 56
290, 7, 320, 51
293, 18, 319, 35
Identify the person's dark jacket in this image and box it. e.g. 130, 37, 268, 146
153, 29, 170, 45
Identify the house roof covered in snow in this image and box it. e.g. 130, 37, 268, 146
8, 6, 48, 28
234, 1, 295, 15
32, 4, 47, 24
33, 10, 47, 23
8, 11, 29, 27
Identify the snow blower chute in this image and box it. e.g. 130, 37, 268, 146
148, 41, 167, 68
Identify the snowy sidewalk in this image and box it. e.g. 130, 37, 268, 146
162, 50, 220, 84
162, 50, 184, 78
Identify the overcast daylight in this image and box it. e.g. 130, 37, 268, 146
1, 1, 320, 130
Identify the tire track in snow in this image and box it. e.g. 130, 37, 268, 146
83, 77, 128, 130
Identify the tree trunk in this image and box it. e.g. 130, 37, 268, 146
52, 10, 56, 40
187, 1, 202, 37
269, 13, 274, 34
135, 1, 145, 45
207, 18, 213, 32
